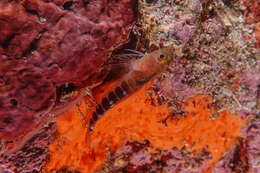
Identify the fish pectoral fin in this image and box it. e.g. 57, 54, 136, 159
132, 70, 153, 86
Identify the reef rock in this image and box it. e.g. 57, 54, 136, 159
0, 122, 56, 173
0, 0, 135, 141
0, 62, 55, 138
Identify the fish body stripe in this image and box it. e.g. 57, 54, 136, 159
88, 79, 134, 131
88, 48, 172, 131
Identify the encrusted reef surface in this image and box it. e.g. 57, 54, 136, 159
136, 0, 259, 114
96, 141, 212, 173
0, 0, 135, 171
0, 0, 260, 172
129, 0, 259, 172
118, 0, 259, 172
97, 0, 259, 172
0, 0, 134, 143
0, 122, 56, 173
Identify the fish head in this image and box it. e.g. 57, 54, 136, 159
152, 47, 173, 65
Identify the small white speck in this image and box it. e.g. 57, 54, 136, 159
39, 17, 46, 23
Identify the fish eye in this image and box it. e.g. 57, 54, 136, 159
159, 54, 165, 59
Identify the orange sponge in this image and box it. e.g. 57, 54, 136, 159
45, 81, 246, 173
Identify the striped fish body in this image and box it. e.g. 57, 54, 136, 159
89, 48, 172, 131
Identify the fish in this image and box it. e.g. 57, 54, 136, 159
88, 48, 173, 132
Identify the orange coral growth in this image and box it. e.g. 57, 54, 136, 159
45, 81, 246, 173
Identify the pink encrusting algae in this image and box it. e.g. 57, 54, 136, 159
45, 80, 246, 173
243, 0, 260, 47
0, 0, 135, 141
0, 0, 259, 172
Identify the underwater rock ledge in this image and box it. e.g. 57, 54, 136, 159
0, 0, 259, 172
0, 0, 135, 171
0, 0, 135, 141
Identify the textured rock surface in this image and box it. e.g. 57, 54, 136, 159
95, 0, 260, 172
136, 0, 200, 49
0, 0, 259, 172
243, 0, 260, 48
0, 122, 56, 173
0, 62, 56, 138
141, 0, 259, 116
212, 139, 249, 173
0, 0, 135, 139
97, 141, 212, 173
212, 118, 260, 173
245, 116, 260, 173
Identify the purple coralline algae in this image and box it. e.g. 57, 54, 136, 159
97, 141, 212, 173
0, 0, 259, 172
0, 0, 135, 139
245, 117, 260, 173
0, 62, 56, 138
0, 122, 56, 173
0, 0, 135, 171
96, 0, 259, 172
